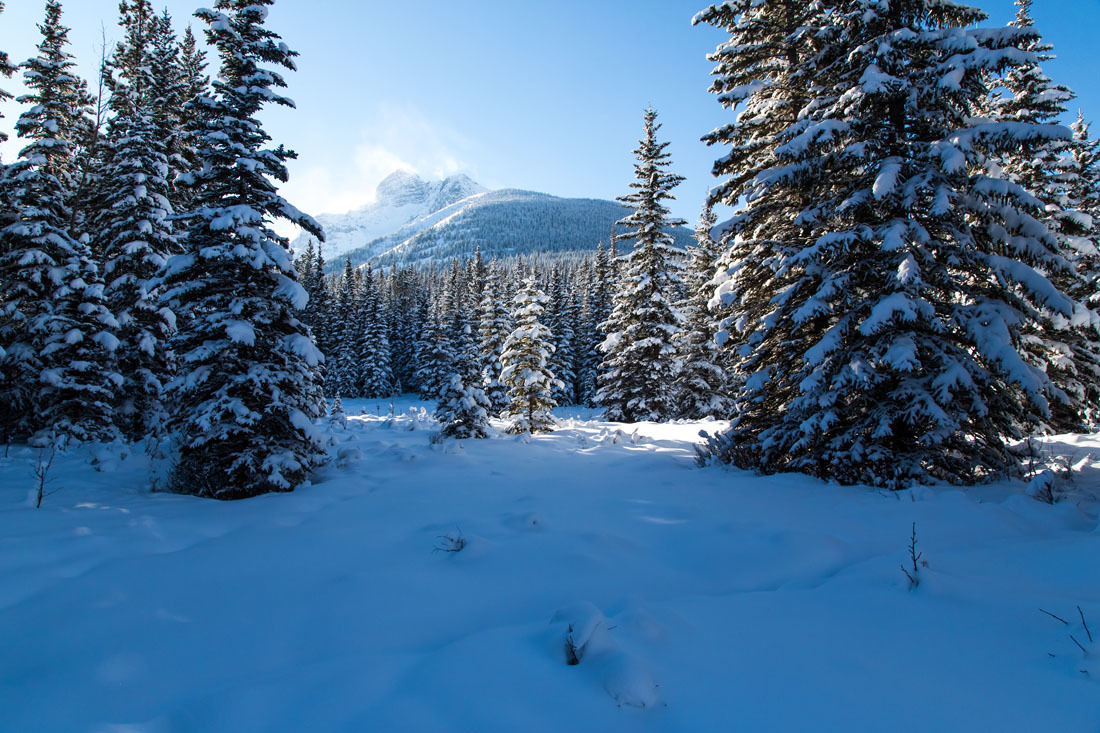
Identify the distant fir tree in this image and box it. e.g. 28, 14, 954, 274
546, 266, 578, 405
389, 267, 422, 392
162, 0, 326, 499
501, 274, 561, 434
358, 265, 395, 397
468, 244, 487, 304
93, 0, 180, 441
0, 0, 118, 444
436, 259, 492, 435
331, 258, 361, 397
443, 259, 477, 381
415, 313, 452, 401
695, 0, 1079, 487
477, 263, 511, 414
295, 241, 332, 390
597, 107, 685, 422
675, 205, 732, 419
577, 242, 613, 406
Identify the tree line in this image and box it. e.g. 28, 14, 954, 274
1, 0, 1098, 497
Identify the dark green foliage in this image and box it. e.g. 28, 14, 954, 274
163, 0, 326, 499
597, 107, 685, 423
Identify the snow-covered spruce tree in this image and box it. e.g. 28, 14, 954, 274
0, 0, 118, 445
435, 260, 492, 434
695, 0, 1080, 487
0, 1, 16, 143
501, 274, 561, 434
1074, 113, 1100, 220
415, 313, 453, 401
477, 263, 511, 414
547, 267, 578, 405
577, 242, 614, 406
443, 259, 479, 381
986, 0, 1094, 433
172, 24, 209, 213
389, 268, 422, 393
0, 1, 17, 229
358, 265, 395, 398
93, 0, 180, 441
294, 240, 329, 355
468, 244, 487, 305
147, 10, 186, 202
435, 371, 492, 439
675, 204, 733, 419
162, 0, 326, 499
597, 107, 685, 423
330, 258, 361, 397
1065, 112, 1100, 423
692, 0, 824, 324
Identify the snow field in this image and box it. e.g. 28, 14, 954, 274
1, 397, 1098, 731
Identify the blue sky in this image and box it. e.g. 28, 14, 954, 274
1, 0, 1098, 232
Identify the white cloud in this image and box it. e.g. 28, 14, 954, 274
276, 101, 477, 239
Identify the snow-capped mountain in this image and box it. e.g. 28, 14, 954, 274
293, 171, 693, 269
295, 170, 487, 262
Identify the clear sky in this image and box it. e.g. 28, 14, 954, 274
1, 0, 1098, 234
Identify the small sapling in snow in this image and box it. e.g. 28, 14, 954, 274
33, 442, 58, 509
900, 522, 926, 589
1041, 605, 1094, 674
433, 530, 467, 554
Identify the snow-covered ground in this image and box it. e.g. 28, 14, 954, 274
2, 397, 1098, 732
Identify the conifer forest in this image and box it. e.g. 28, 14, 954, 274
1, 1, 1098, 730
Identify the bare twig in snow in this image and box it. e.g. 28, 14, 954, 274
1078, 606, 1093, 643
1040, 608, 1069, 626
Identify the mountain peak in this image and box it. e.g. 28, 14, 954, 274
376, 169, 428, 207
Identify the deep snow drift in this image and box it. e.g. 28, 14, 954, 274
1, 398, 1097, 732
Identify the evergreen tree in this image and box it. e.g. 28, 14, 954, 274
696, 0, 1078, 487
501, 275, 561, 434
93, 0, 180, 441
0, 0, 118, 444
545, 266, 576, 405
0, 2, 16, 150
468, 244, 487, 304
443, 259, 478, 381
1066, 112, 1100, 423
597, 107, 685, 422
148, 9, 188, 205
162, 0, 326, 499
0, 1, 17, 231
331, 258, 361, 397
295, 240, 330, 365
675, 204, 733, 419
435, 371, 492, 439
578, 243, 613, 406
358, 265, 395, 397
389, 267, 422, 393
173, 24, 209, 212
66, 50, 107, 245
989, 0, 1093, 433
415, 313, 452, 400
477, 263, 511, 414
1072, 114, 1100, 235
